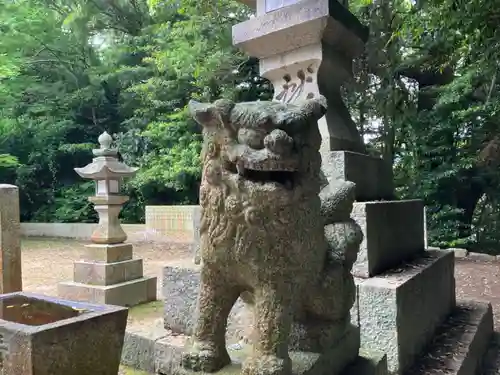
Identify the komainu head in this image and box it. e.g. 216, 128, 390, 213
189, 97, 327, 206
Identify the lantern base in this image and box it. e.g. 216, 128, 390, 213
58, 276, 157, 307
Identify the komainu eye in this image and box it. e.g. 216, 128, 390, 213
237, 128, 265, 149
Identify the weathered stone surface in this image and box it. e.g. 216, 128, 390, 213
0, 291, 127, 375
74, 258, 143, 286
58, 276, 157, 307
352, 250, 456, 374
192, 206, 201, 265
156, 335, 186, 375
351, 199, 426, 278
0, 185, 22, 294
122, 318, 169, 373
82, 243, 133, 263
321, 151, 394, 201
405, 301, 493, 375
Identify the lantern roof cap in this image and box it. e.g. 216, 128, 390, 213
74, 131, 138, 180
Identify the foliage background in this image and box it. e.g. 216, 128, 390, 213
1, 0, 500, 253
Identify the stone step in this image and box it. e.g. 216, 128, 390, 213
404, 301, 493, 375
58, 276, 157, 307
352, 250, 456, 374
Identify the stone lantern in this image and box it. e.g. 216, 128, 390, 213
58, 131, 156, 307
74, 131, 137, 244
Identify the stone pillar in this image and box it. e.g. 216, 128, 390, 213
0, 185, 22, 294
58, 133, 157, 307
233, 0, 394, 201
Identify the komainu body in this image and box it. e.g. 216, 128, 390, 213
182, 97, 363, 375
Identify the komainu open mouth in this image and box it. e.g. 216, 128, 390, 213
224, 161, 295, 189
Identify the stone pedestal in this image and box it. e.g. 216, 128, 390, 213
0, 184, 22, 294
58, 243, 156, 307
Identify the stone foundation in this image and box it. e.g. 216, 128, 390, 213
59, 242, 157, 306
352, 250, 455, 374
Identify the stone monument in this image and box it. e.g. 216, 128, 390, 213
230, 1, 494, 375
58, 131, 157, 306
175, 96, 385, 375
0, 185, 22, 294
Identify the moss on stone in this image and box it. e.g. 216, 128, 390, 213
128, 300, 163, 321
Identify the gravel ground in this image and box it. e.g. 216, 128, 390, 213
21, 237, 193, 298
455, 259, 500, 327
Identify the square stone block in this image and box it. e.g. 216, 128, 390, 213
322, 151, 394, 201
82, 243, 133, 263
73, 259, 143, 286
0, 291, 127, 375
58, 276, 157, 307
351, 199, 425, 277
351, 250, 456, 374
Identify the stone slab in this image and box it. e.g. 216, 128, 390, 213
122, 318, 170, 373
322, 151, 394, 201
405, 300, 493, 375
58, 276, 157, 307
82, 243, 133, 263
0, 184, 22, 294
162, 266, 251, 340
352, 250, 456, 374
351, 199, 425, 277
172, 326, 360, 375
73, 258, 143, 286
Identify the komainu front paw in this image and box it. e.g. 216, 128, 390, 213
242, 354, 291, 375
181, 340, 231, 372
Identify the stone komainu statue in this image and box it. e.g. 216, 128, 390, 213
182, 97, 363, 375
